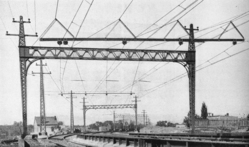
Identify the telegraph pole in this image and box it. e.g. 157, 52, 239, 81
6, 16, 37, 137
145, 114, 148, 126
80, 97, 87, 133
122, 115, 125, 130
142, 110, 146, 126
66, 91, 77, 133
132, 95, 140, 131
32, 60, 51, 135
113, 111, 116, 131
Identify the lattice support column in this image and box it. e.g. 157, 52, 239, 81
19, 16, 28, 137
6, 16, 38, 138
40, 60, 46, 134
187, 24, 197, 134
20, 59, 28, 137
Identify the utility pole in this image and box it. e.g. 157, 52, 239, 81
66, 90, 77, 133
80, 97, 87, 133
6, 16, 37, 137
122, 115, 125, 130
113, 111, 116, 131
132, 95, 140, 131
32, 60, 51, 135
145, 114, 147, 126
145, 114, 149, 126
142, 110, 146, 126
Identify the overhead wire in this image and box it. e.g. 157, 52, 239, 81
140, 42, 249, 98
57, 0, 86, 101
60, 0, 94, 105
7, 1, 18, 32
134, 0, 199, 50
130, 62, 140, 93
87, 0, 135, 100
120, 0, 134, 19
0, 16, 18, 50
24, 0, 35, 33
137, 0, 199, 38
114, 1, 202, 93
139, 14, 249, 95
73, 0, 94, 46
7, 1, 15, 19
34, 0, 36, 32
176, 0, 203, 20
114, 1, 194, 95
62, 0, 84, 38
137, 0, 186, 37
117, 44, 180, 93
74, 60, 86, 92
120, 1, 197, 93
25, 0, 30, 19
117, 11, 248, 94
87, 20, 119, 38
44, 65, 61, 92
55, 0, 59, 18
137, 9, 248, 55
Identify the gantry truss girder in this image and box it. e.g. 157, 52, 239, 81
20, 46, 195, 63
85, 104, 135, 111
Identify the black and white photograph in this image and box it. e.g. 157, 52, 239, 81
0, 0, 249, 146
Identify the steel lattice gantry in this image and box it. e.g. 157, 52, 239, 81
9, 16, 244, 137
85, 104, 135, 111
17, 45, 194, 136
84, 104, 136, 132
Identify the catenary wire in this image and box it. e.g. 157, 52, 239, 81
140, 43, 249, 98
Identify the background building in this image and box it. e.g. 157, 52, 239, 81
33, 116, 59, 136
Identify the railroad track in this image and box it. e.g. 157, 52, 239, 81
22, 132, 249, 147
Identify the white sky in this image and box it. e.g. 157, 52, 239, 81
0, 0, 249, 126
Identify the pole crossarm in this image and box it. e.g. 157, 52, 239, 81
20, 46, 195, 62
85, 104, 135, 111
40, 37, 244, 42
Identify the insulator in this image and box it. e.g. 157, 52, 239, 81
63, 40, 68, 45
233, 41, 237, 45
57, 40, 62, 45
122, 40, 127, 45
179, 41, 183, 45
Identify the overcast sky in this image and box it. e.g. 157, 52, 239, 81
0, 0, 249, 126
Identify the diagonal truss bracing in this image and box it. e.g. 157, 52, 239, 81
85, 104, 135, 111
20, 46, 195, 62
